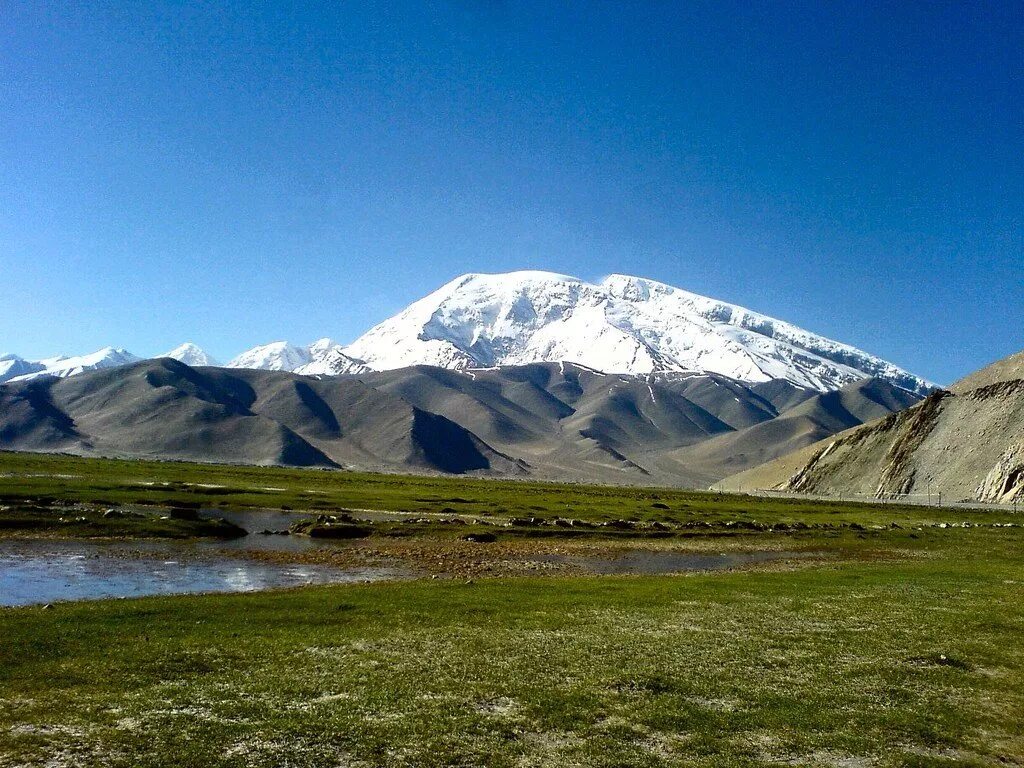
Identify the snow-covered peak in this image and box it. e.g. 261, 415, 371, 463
299, 338, 369, 375
226, 341, 311, 371
0, 270, 935, 394
161, 343, 219, 367
339, 271, 935, 394
307, 337, 339, 358
0, 354, 45, 384
226, 338, 370, 376
7, 347, 141, 383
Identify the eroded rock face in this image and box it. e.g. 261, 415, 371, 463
874, 390, 950, 498
978, 443, 1024, 503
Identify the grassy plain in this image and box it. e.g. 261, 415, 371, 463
0, 451, 1021, 766
0, 450, 1014, 530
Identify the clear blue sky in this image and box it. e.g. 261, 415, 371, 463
2, 2, 1021, 384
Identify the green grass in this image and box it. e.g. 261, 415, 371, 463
1, 451, 1022, 765
1, 528, 1023, 767
0, 451, 1015, 530
0, 504, 245, 539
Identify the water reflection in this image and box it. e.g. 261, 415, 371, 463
0, 539, 402, 607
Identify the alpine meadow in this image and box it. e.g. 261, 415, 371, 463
2, 3, 1021, 767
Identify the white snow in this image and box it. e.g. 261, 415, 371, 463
293, 339, 371, 376
227, 339, 370, 375
7, 347, 141, 383
226, 341, 313, 371
161, 343, 219, 367
0, 355, 46, 383
2, 270, 935, 395
337, 271, 935, 394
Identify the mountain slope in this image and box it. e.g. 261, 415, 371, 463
0, 360, 518, 474
669, 378, 923, 482
340, 271, 934, 394
719, 350, 1024, 503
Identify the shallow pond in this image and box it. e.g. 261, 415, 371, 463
0, 506, 824, 605
0, 537, 404, 607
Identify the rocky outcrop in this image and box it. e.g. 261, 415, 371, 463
977, 443, 1024, 503
874, 390, 950, 497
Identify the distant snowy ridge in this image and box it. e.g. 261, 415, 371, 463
0, 354, 46, 383
2, 347, 141, 383
227, 338, 370, 375
340, 271, 935, 394
1, 344, 216, 384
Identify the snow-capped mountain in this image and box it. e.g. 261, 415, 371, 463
227, 339, 370, 375
0, 354, 46, 384
227, 341, 312, 371
5, 347, 141, 383
293, 338, 370, 376
339, 271, 935, 395
161, 343, 219, 367
2, 271, 935, 395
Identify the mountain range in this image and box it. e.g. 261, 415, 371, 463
0, 358, 921, 485
1, 270, 952, 487
2, 271, 934, 394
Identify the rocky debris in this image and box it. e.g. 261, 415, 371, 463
200, 517, 248, 538
507, 517, 545, 527
601, 520, 636, 530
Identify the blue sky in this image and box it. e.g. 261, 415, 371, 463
2, 1, 1020, 384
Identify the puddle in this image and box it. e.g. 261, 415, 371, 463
531, 549, 821, 575
0, 538, 405, 607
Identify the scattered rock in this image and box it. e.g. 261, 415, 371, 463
461, 532, 497, 543
290, 516, 371, 539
